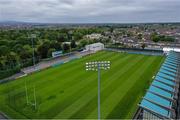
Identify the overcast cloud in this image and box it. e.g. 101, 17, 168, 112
0, 0, 180, 23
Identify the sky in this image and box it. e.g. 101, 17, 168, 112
0, 0, 180, 23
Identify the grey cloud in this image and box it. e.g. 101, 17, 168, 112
0, 0, 180, 23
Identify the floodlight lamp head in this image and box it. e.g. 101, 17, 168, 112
85, 61, 111, 71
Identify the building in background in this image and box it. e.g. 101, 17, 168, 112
85, 33, 102, 40
163, 47, 180, 55
85, 43, 104, 52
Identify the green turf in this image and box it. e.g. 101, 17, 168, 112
0, 51, 165, 119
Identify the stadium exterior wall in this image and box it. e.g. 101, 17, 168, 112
85, 43, 104, 52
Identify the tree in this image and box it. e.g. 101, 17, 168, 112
0, 45, 9, 56
19, 45, 33, 61
152, 36, 160, 42
138, 33, 142, 40
164, 36, 175, 42
80, 40, 88, 47
71, 40, 77, 48
141, 43, 146, 49
0, 56, 6, 70
127, 32, 132, 37
47, 48, 56, 58
13, 44, 24, 53
73, 32, 83, 40
17, 36, 29, 45
37, 41, 51, 58
150, 33, 159, 42
50, 41, 62, 51
6, 52, 19, 68
67, 31, 73, 41
110, 27, 114, 33
0, 40, 9, 46
62, 43, 70, 53
57, 33, 67, 43
150, 32, 175, 43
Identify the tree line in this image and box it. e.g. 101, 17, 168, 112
0, 28, 103, 79
150, 32, 175, 43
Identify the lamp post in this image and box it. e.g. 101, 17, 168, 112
31, 34, 37, 110
68, 31, 73, 54
86, 61, 110, 120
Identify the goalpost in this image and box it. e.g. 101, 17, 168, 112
24, 79, 37, 110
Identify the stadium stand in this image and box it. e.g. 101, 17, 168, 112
134, 51, 180, 119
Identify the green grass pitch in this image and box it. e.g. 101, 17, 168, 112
0, 51, 165, 119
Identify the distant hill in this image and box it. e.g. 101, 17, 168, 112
0, 21, 28, 24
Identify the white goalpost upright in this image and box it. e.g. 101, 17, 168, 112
24, 80, 37, 110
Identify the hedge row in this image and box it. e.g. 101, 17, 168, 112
0, 67, 20, 80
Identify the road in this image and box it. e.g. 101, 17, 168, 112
0, 112, 7, 119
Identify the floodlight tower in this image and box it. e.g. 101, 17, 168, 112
88, 40, 91, 54
68, 31, 73, 54
25, 34, 37, 109
86, 61, 110, 120
31, 34, 36, 70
